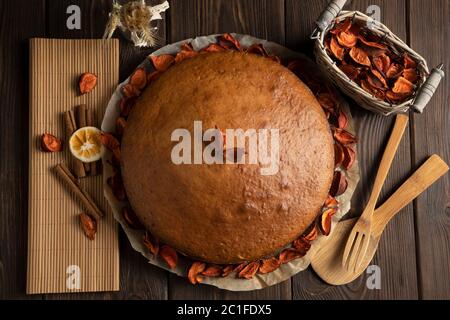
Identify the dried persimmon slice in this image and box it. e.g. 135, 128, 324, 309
259, 257, 281, 274
402, 68, 418, 83
336, 30, 357, 48
392, 76, 414, 95
330, 18, 352, 35
404, 53, 417, 69
149, 54, 175, 71
201, 265, 223, 277
330, 36, 346, 61
188, 262, 206, 284
159, 245, 178, 269
386, 63, 403, 79
349, 47, 371, 66
339, 64, 360, 81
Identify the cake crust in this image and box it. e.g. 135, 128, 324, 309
121, 51, 334, 264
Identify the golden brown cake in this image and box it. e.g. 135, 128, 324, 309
121, 51, 334, 264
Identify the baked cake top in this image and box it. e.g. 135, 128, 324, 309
121, 51, 334, 264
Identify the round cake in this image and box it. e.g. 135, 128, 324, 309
121, 51, 335, 264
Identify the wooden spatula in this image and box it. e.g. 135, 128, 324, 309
310, 154, 449, 285
342, 114, 409, 272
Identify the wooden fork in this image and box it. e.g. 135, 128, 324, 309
342, 114, 409, 272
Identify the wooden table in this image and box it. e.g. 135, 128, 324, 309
1, 0, 449, 300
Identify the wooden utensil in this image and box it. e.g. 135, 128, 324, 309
310, 154, 449, 285
342, 114, 409, 272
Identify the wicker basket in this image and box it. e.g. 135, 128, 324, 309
313, 10, 430, 116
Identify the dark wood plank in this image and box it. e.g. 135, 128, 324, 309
408, 0, 450, 300
168, 0, 285, 44
44, 0, 168, 299
286, 0, 419, 299
167, 0, 290, 300
0, 0, 47, 300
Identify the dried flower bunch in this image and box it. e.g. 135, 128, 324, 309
101, 34, 357, 283
103, 0, 170, 47
325, 18, 420, 104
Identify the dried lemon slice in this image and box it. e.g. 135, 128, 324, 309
69, 127, 105, 163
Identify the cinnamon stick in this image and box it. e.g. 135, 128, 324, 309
75, 104, 90, 174
54, 163, 103, 220
64, 110, 86, 178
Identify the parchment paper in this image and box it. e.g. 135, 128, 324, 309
101, 34, 360, 291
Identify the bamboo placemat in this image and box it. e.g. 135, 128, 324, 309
27, 39, 119, 294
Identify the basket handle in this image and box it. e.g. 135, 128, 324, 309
311, 0, 347, 38
412, 64, 445, 113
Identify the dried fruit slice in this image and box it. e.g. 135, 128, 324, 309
159, 245, 178, 269
233, 262, 247, 274
201, 265, 223, 277
143, 231, 159, 256
100, 132, 121, 162
339, 64, 360, 81
337, 110, 348, 129
221, 265, 235, 277
78, 72, 97, 94
329, 171, 348, 197
330, 36, 346, 61
317, 93, 336, 113
147, 70, 161, 83
357, 36, 387, 49
392, 76, 414, 95
402, 68, 418, 84
259, 257, 281, 274
403, 54, 417, 69
122, 83, 141, 98
122, 206, 143, 229
320, 208, 337, 236
188, 262, 206, 284
218, 33, 241, 51
385, 90, 410, 104
303, 224, 319, 242
372, 53, 391, 74
342, 146, 356, 170
107, 171, 127, 201
150, 54, 175, 71
369, 69, 388, 88
79, 213, 97, 240
361, 79, 377, 95
202, 43, 226, 53
386, 63, 403, 79
175, 50, 198, 63
238, 261, 260, 279
69, 127, 104, 163
330, 18, 352, 35
279, 248, 303, 264
119, 97, 136, 118
337, 31, 357, 48
324, 195, 339, 208
349, 47, 371, 66
246, 43, 268, 56
129, 68, 147, 90
292, 237, 311, 254
181, 42, 194, 52
333, 128, 357, 145
41, 133, 62, 152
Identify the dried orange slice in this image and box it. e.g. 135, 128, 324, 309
69, 126, 104, 163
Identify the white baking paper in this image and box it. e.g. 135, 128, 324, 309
101, 33, 360, 291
